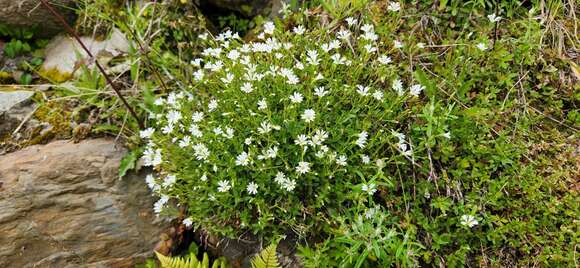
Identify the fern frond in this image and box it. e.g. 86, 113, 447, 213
251, 243, 281, 268
155, 251, 200, 268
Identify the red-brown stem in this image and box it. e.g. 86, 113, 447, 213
40, 0, 144, 129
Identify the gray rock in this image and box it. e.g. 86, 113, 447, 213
0, 90, 34, 112
0, 139, 167, 267
41, 28, 130, 78
0, 0, 77, 38
0, 90, 35, 137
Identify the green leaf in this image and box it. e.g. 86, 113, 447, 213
155, 251, 200, 268
119, 150, 138, 179
251, 243, 280, 268
20, 73, 32, 85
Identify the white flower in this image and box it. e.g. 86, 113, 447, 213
183, 217, 193, 228
361, 183, 377, 195
365, 44, 378, 53
376, 158, 385, 169
161, 124, 174, 134
244, 137, 253, 145
193, 143, 210, 160
356, 85, 370, 96
361, 31, 378, 42
330, 53, 347, 65
258, 98, 268, 110
191, 58, 202, 67
235, 151, 251, 166
178, 136, 191, 148
394, 40, 404, 48
154, 98, 164, 106
167, 110, 182, 125
443, 132, 451, 139
279, 67, 299, 84
258, 121, 273, 134
163, 174, 177, 187
476, 42, 488, 51
296, 161, 311, 174
301, 109, 316, 123
246, 182, 258, 195
224, 127, 235, 139
460, 214, 479, 227
336, 29, 351, 40
221, 73, 234, 84
410, 84, 425, 97
258, 146, 278, 160
392, 79, 404, 96
145, 174, 157, 190
191, 111, 204, 122
372, 90, 384, 101
189, 124, 203, 138
153, 195, 169, 214
282, 179, 296, 191
361, 24, 374, 32
227, 49, 240, 60
289, 92, 304, 103
388, 2, 401, 11
193, 69, 204, 81
241, 82, 254, 93
417, 42, 425, 49
345, 17, 358, 26
314, 87, 329, 97
263, 21, 275, 35
293, 25, 305, 35
356, 131, 368, 148
139, 128, 155, 139
311, 129, 328, 146
487, 13, 501, 23
200, 173, 208, 181
274, 171, 286, 185
306, 50, 320, 65
315, 145, 329, 158
198, 33, 208, 40
217, 180, 231, 192
143, 148, 163, 167
208, 99, 218, 112
213, 127, 223, 136
378, 55, 392, 65
336, 155, 347, 166
295, 61, 304, 70
294, 134, 310, 147
361, 154, 370, 164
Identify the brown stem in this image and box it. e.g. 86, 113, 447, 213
40, 0, 144, 129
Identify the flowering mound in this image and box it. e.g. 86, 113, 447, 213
141, 17, 428, 238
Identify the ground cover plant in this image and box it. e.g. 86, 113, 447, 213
135, 1, 578, 266
26, 0, 578, 267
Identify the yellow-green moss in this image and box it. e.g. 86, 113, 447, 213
38, 67, 72, 83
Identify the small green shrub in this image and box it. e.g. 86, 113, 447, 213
142, 14, 438, 240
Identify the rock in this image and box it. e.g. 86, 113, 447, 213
0, 0, 77, 38
0, 90, 35, 138
0, 90, 34, 112
198, 232, 302, 268
41, 28, 130, 80
0, 139, 167, 267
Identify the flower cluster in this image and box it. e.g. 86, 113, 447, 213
140, 15, 429, 237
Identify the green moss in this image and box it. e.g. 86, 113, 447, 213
0, 71, 13, 83
38, 67, 72, 83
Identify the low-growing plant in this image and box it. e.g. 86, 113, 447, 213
141, 13, 438, 240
